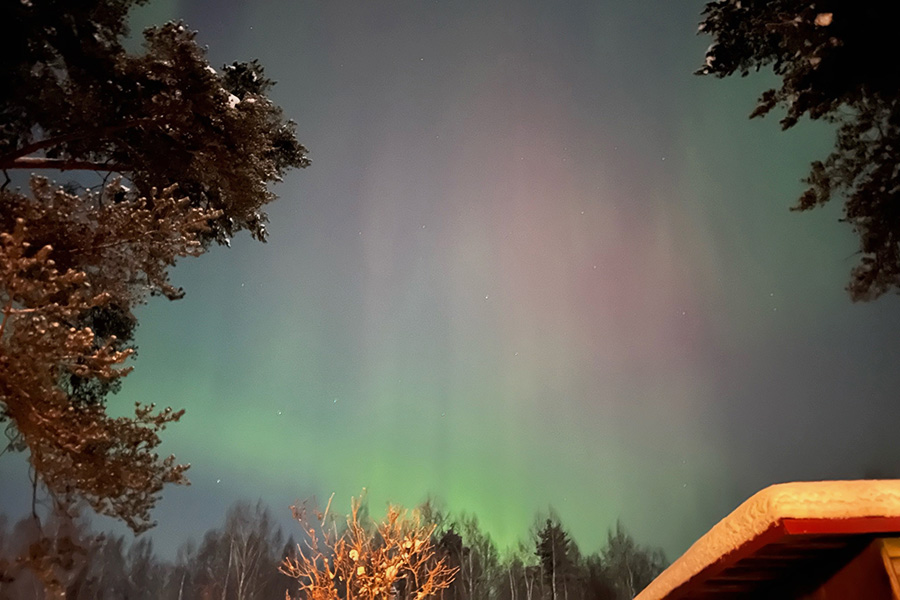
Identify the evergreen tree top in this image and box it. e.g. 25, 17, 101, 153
1, 0, 309, 243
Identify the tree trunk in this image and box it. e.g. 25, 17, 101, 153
551, 543, 557, 600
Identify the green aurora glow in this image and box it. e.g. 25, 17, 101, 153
3, 0, 900, 562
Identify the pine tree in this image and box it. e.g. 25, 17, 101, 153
0, 0, 308, 542
534, 517, 576, 600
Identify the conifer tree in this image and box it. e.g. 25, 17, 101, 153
698, 1, 900, 300
534, 517, 576, 600
0, 0, 308, 539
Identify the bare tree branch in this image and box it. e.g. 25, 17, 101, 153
0, 119, 157, 165
0, 157, 131, 172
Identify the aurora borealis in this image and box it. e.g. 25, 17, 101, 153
3, 0, 900, 564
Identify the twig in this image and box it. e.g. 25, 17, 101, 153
322, 491, 335, 525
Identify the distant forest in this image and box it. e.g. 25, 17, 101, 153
0, 498, 666, 600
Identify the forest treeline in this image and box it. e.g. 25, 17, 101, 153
0, 498, 666, 600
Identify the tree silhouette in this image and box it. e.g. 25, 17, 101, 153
0, 0, 308, 546
599, 522, 665, 600
534, 516, 577, 600
0, 499, 670, 600
698, 0, 900, 300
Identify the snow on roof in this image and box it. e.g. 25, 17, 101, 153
635, 480, 900, 600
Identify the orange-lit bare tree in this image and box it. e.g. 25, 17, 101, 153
280, 496, 458, 600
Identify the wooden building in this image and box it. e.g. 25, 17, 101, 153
635, 480, 900, 599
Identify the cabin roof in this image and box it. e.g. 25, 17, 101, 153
635, 480, 900, 600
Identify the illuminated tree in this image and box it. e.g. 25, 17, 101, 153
0, 0, 308, 542
0, 1, 309, 243
280, 496, 458, 600
0, 180, 213, 534
0, 503, 99, 599
697, 1, 900, 300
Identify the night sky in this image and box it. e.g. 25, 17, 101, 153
3, 0, 900, 563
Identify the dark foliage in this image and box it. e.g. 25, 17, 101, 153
534, 517, 576, 600
0, 0, 308, 569
0, 501, 291, 599
0, 499, 667, 600
698, 0, 900, 300
0, 0, 310, 242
